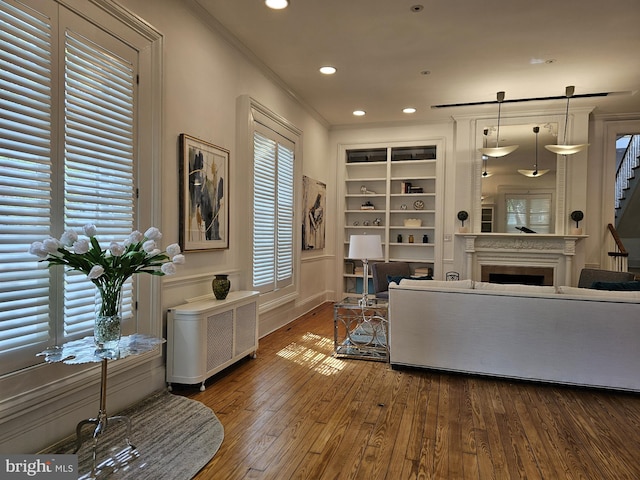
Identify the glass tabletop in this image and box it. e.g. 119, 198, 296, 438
37, 334, 165, 365
335, 297, 388, 308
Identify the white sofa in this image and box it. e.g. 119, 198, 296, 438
388, 279, 640, 392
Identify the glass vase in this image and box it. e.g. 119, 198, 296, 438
212, 274, 231, 300
94, 285, 123, 350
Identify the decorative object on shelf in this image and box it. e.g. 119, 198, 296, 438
403, 218, 422, 227
400, 204, 407, 210
29, 224, 185, 350
348, 234, 383, 307
353, 221, 360, 226
478, 91, 519, 158
212, 274, 231, 300
179, 134, 229, 251
373, 217, 382, 226
518, 126, 550, 177
413, 200, 424, 210
408, 235, 414, 243
457, 210, 469, 233
359, 185, 376, 194
363, 220, 370, 226
397, 234, 403, 243
361, 201, 375, 210
570, 210, 584, 235
545, 86, 590, 155
422, 234, 429, 243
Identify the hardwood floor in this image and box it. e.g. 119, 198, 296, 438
176, 302, 640, 479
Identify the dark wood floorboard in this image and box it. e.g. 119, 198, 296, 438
173, 302, 640, 480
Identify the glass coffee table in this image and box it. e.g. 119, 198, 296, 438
333, 297, 389, 362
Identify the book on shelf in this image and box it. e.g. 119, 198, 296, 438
400, 181, 412, 194
409, 186, 423, 193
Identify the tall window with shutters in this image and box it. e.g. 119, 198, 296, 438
0, 0, 138, 375
252, 127, 295, 294
505, 193, 553, 233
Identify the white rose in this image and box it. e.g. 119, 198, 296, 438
166, 243, 181, 257
73, 239, 90, 254
88, 265, 104, 279
172, 254, 185, 265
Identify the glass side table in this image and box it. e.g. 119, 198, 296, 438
37, 334, 165, 471
334, 297, 389, 362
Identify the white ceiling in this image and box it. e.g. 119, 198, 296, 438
193, 0, 640, 127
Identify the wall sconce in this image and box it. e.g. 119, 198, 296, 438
457, 210, 469, 233
478, 92, 519, 158
570, 210, 584, 235
545, 86, 589, 155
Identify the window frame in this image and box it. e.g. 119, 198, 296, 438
0, 0, 163, 403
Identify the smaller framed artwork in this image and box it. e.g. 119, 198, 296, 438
179, 134, 229, 251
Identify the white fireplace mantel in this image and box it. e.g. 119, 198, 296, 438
459, 233, 587, 286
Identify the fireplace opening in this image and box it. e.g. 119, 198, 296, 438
489, 273, 544, 285
481, 265, 554, 286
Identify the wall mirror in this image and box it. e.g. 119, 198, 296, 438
478, 122, 561, 234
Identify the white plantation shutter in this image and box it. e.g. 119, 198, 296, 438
0, 0, 137, 375
252, 127, 294, 293
0, 0, 54, 372
63, 29, 136, 335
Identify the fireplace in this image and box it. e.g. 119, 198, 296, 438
461, 233, 586, 286
481, 265, 554, 286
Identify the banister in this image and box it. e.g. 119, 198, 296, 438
607, 223, 628, 256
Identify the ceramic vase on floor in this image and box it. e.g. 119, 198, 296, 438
212, 274, 231, 300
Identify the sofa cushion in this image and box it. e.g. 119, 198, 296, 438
591, 280, 640, 291
397, 278, 474, 289
557, 285, 640, 300
474, 282, 557, 295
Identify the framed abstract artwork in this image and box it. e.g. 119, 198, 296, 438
302, 175, 326, 250
179, 134, 229, 251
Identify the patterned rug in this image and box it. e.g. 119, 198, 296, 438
43, 390, 223, 479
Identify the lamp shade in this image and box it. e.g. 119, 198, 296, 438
348, 234, 382, 260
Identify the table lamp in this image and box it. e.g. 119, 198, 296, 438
348, 234, 383, 306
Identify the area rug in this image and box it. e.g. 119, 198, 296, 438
43, 389, 223, 479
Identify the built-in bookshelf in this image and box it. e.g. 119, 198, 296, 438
341, 142, 443, 297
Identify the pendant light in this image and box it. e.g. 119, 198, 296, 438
545, 86, 589, 155
481, 129, 490, 177
518, 126, 549, 177
478, 91, 519, 158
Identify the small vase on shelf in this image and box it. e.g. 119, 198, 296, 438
212, 274, 231, 300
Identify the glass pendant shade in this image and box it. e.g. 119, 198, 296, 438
478, 91, 519, 158
545, 86, 589, 155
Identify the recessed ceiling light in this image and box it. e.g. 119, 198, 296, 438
353, 110, 366, 116
420, 70, 431, 76
265, 0, 289, 10
319, 66, 336, 75
403, 107, 417, 114
410, 5, 424, 12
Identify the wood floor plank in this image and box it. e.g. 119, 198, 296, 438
178, 301, 640, 480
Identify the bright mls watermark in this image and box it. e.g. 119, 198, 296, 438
1, 455, 77, 479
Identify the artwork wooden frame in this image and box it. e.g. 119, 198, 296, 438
179, 134, 229, 251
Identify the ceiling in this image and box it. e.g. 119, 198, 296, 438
192, 0, 640, 127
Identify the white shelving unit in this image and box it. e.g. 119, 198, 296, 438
340, 142, 443, 297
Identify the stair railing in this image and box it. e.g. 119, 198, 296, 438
615, 134, 640, 212
607, 223, 628, 272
